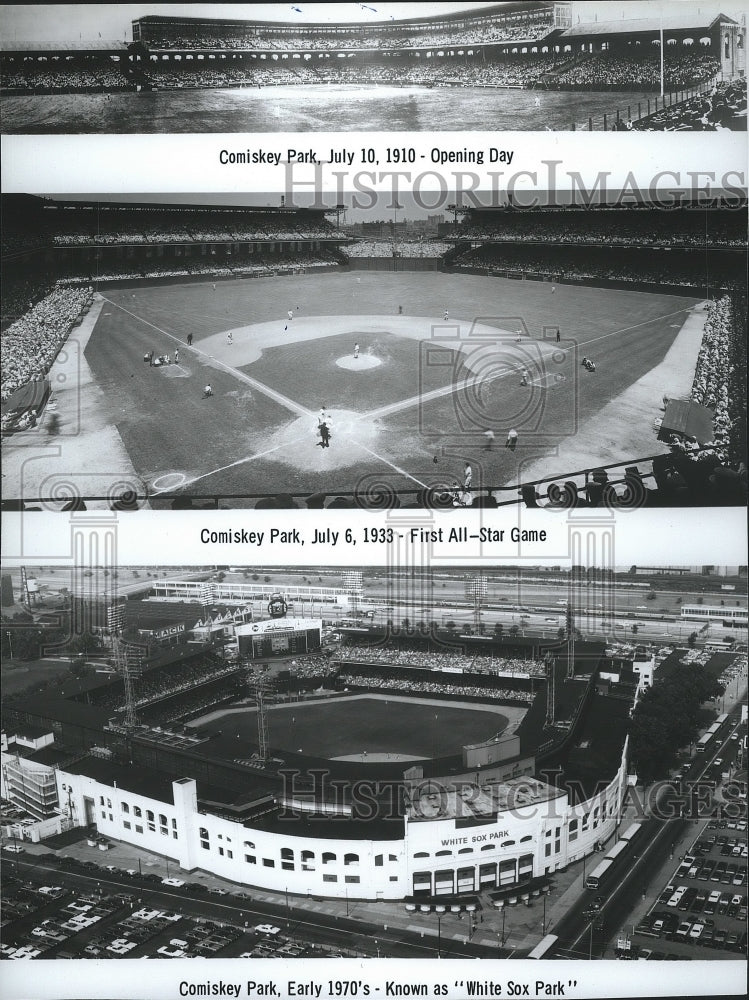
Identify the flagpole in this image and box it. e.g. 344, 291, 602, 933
660, 15, 664, 99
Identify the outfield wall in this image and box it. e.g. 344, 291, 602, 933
344, 257, 443, 272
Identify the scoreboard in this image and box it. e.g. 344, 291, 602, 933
235, 617, 322, 659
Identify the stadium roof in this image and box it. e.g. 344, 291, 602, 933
133, 4, 551, 32
561, 12, 736, 38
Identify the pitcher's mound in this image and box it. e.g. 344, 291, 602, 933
336, 354, 382, 371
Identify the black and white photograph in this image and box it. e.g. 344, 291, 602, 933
1, 0, 748, 996
0, 1, 746, 135
0, 559, 747, 971
1, 188, 747, 510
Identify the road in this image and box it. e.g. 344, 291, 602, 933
9, 855, 491, 960
549, 700, 746, 959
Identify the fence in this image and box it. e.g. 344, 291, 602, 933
571, 76, 719, 131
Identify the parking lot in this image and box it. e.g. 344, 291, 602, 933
0, 876, 322, 961
623, 814, 747, 960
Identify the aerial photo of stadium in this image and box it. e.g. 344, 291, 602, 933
1, 191, 747, 509
1, 561, 747, 961
0, 1, 746, 133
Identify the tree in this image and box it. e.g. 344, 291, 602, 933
688, 632, 698, 647
646, 591, 656, 601
631, 625, 639, 636
509, 624, 520, 637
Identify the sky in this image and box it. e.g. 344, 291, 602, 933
1, 1, 742, 45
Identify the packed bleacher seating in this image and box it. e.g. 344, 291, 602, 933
451, 208, 747, 250
42, 207, 335, 246
552, 50, 719, 91
1, 57, 131, 92
449, 244, 745, 291
343, 241, 451, 259
632, 79, 747, 131
0, 274, 56, 331
339, 644, 545, 677
49, 249, 342, 287
337, 670, 535, 703
287, 655, 336, 680
134, 9, 555, 52
83, 652, 240, 713
686, 294, 746, 466
1, 285, 93, 403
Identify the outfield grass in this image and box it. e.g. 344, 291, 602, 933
203, 695, 509, 760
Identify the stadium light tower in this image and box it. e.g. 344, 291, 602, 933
446, 203, 463, 228
114, 635, 138, 730
544, 651, 556, 728
248, 671, 273, 764
342, 571, 364, 617
465, 574, 488, 634
566, 601, 576, 679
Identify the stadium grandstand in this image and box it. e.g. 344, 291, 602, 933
1, 3, 744, 132
1, 588, 635, 903
1, 193, 746, 510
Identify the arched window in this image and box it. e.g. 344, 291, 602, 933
435, 850, 452, 857
280, 848, 294, 860
344, 853, 359, 866
322, 852, 336, 865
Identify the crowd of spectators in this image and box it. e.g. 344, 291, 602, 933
339, 644, 544, 679
337, 670, 535, 703
450, 244, 739, 290
44, 209, 334, 246
1, 59, 130, 92
139, 685, 239, 725
343, 240, 451, 259
51, 250, 341, 286
287, 654, 336, 679
552, 50, 719, 91
1, 38, 728, 98
632, 79, 747, 131
1, 285, 93, 403
0, 274, 55, 331
453, 208, 747, 250
687, 295, 746, 466
136, 11, 554, 52
88, 654, 239, 713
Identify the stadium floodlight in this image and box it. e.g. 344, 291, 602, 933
342, 571, 364, 615
465, 574, 488, 633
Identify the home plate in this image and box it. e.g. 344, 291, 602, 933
336, 354, 382, 371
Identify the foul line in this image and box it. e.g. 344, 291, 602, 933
149, 435, 311, 495
101, 296, 312, 419
365, 305, 693, 420
343, 437, 430, 489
